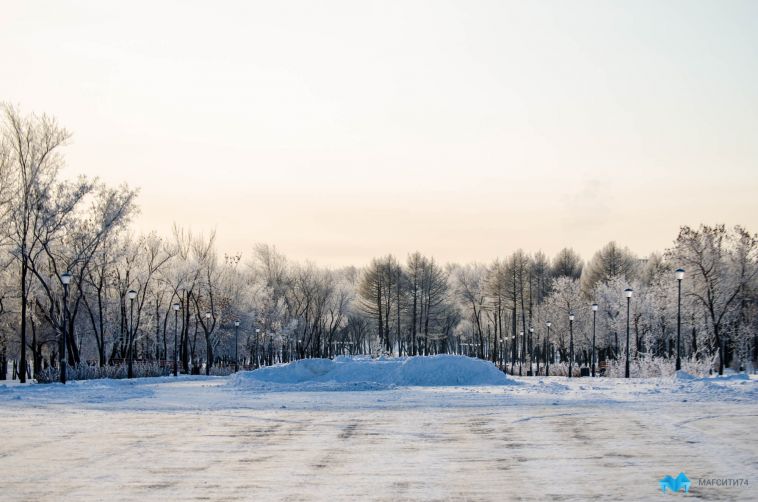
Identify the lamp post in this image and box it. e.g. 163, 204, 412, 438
234, 321, 240, 373
519, 331, 524, 376
173, 303, 180, 377
675, 268, 685, 371
591, 303, 598, 377
205, 312, 211, 374
545, 321, 551, 376
60, 272, 72, 384
625, 288, 633, 378
568, 313, 575, 378
127, 289, 137, 379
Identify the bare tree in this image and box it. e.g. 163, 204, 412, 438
3, 104, 70, 382
668, 225, 758, 374
552, 248, 583, 280
581, 241, 638, 293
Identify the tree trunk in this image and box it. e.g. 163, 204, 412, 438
205, 333, 213, 375
19, 261, 28, 383
31, 310, 38, 377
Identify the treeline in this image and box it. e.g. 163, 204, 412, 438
1, 105, 757, 382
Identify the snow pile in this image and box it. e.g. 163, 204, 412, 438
667, 371, 757, 402
232, 355, 512, 391
674, 370, 698, 381
674, 370, 751, 383
714, 372, 750, 381
391, 356, 509, 386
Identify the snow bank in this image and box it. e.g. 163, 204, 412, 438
714, 372, 750, 381
392, 356, 509, 386
674, 370, 698, 381
232, 355, 512, 391
674, 370, 751, 382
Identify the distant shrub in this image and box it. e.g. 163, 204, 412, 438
208, 366, 235, 376
35, 362, 170, 383
603, 355, 717, 378
534, 355, 717, 378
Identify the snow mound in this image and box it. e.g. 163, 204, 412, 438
673, 370, 751, 382
392, 356, 509, 386
713, 372, 750, 381
674, 370, 698, 381
232, 355, 511, 391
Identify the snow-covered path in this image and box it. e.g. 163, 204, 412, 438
1, 375, 756, 501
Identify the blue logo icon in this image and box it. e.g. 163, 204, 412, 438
659, 472, 691, 493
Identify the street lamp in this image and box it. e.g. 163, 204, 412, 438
569, 313, 575, 378
172, 302, 180, 377
545, 321, 551, 376
625, 288, 633, 378
519, 331, 524, 376
127, 289, 137, 379
205, 313, 211, 373
591, 303, 598, 377
675, 268, 685, 371
234, 321, 240, 373
60, 272, 72, 384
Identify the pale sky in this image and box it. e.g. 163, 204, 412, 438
2, 0, 757, 266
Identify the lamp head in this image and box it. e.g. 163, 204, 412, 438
127, 289, 137, 300
569, 313, 575, 321
675, 268, 685, 280
591, 303, 598, 311
234, 321, 240, 327
60, 272, 72, 285
173, 303, 180, 311
625, 288, 633, 298
205, 312, 211, 319
546, 321, 551, 328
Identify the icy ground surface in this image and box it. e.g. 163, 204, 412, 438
1, 362, 756, 501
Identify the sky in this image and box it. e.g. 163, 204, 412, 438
2, 0, 757, 267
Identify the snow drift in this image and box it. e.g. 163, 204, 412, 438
231, 355, 512, 390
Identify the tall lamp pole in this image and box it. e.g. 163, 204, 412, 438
234, 321, 240, 372
60, 272, 72, 384
127, 290, 137, 379
545, 321, 551, 377
675, 269, 685, 371
205, 312, 211, 374
172, 302, 180, 377
625, 288, 633, 378
591, 303, 598, 377
568, 313, 575, 378
519, 331, 524, 376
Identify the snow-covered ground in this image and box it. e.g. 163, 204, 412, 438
0, 356, 756, 501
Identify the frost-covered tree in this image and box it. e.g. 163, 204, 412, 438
667, 225, 758, 374
552, 248, 583, 280
581, 241, 638, 294
452, 263, 488, 360
2, 104, 70, 382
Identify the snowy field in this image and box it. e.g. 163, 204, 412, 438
1, 356, 756, 501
